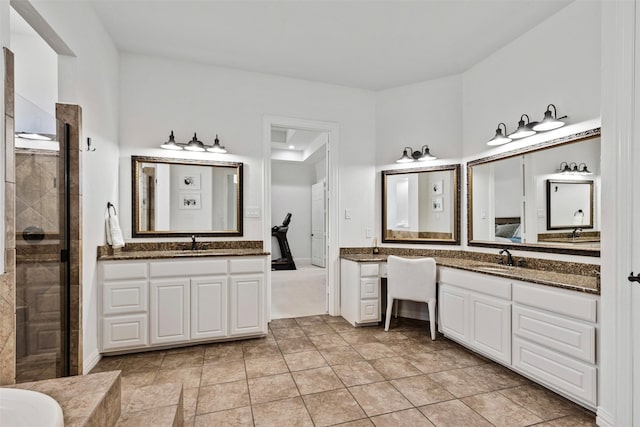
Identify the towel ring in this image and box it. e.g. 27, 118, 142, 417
107, 202, 117, 216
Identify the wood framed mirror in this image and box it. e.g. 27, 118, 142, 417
467, 127, 600, 257
132, 156, 243, 237
382, 164, 460, 244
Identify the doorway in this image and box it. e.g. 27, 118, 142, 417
263, 116, 340, 321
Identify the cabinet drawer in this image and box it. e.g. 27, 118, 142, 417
103, 281, 147, 315
150, 259, 227, 277
360, 299, 380, 322
513, 337, 596, 406
103, 314, 148, 351
360, 263, 379, 277
512, 283, 597, 323
230, 258, 265, 274
513, 305, 595, 363
102, 262, 147, 281
439, 267, 511, 299
360, 278, 379, 298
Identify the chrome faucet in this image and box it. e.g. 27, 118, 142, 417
499, 248, 514, 266
570, 228, 582, 239
191, 235, 197, 251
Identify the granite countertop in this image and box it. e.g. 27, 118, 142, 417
98, 248, 270, 261
341, 253, 599, 294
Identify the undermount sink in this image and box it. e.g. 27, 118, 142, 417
470, 263, 516, 273
0, 388, 64, 427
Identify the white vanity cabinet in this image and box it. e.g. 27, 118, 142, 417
439, 267, 512, 364
99, 256, 267, 353
340, 260, 381, 326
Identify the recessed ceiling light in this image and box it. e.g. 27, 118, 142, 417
289, 145, 295, 149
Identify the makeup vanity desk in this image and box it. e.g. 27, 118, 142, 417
340, 252, 600, 410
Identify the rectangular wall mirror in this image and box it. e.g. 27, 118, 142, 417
467, 128, 600, 256
382, 164, 460, 244
132, 156, 243, 237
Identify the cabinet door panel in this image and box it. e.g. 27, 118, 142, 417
191, 277, 228, 340
359, 299, 380, 322
103, 314, 148, 351
470, 293, 511, 364
439, 285, 468, 343
150, 278, 189, 344
230, 275, 263, 335
360, 278, 379, 299
103, 281, 147, 315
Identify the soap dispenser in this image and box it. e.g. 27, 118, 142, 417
372, 237, 380, 255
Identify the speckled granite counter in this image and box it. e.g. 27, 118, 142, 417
5, 371, 121, 426
97, 240, 269, 261
341, 251, 599, 295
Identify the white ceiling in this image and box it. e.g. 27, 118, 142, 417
90, 0, 573, 90
271, 126, 326, 163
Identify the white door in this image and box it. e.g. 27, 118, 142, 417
311, 180, 326, 267
150, 278, 189, 344
439, 285, 469, 344
229, 275, 263, 335
191, 276, 228, 340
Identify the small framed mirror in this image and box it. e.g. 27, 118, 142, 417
546, 179, 594, 230
132, 156, 243, 237
382, 164, 460, 244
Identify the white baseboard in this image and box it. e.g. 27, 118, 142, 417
596, 408, 615, 427
83, 349, 101, 375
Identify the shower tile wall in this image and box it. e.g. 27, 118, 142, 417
15, 150, 61, 382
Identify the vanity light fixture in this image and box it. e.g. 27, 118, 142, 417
508, 114, 537, 139
184, 133, 206, 152
557, 162, 593, 175
160, 131, 183, 151
577, 163, 592, 175
487, 123, 512, 146
396, 145, 437, 163
532, 104, 567, 131
206, 135, 227, 154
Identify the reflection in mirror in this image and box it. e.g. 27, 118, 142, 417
382, 165, 460, 244
132, 156, 243, 237
467, 128, 600, 256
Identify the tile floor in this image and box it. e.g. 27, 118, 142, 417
91, 316, 597, 426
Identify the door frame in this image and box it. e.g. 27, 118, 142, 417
311, 178, 327, 269
263, 116, 340, 318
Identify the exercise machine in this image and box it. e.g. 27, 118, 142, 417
271, 213, 296, 270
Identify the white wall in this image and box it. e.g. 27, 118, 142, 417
118, 53, 376, 248
271, 161, 315, 263
28, 0, 120, 371
462, 0, 601, 157
169, 164, 213, 230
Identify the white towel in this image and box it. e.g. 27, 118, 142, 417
106, 211, 125, 249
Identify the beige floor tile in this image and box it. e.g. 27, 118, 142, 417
463, 363, 528, 390
119, 352, 165, 372
301, 323, 335, 336
340, 332, 380, 345
334, 420, 374, 427
370, 356, 422, 379
153, 366, 202, 389
406, 351, 459, 374
499, 384, 584, 420
428, 368, 494, 397
276, 336, 316, 354
248, 373, 299, 404
243, 341, 282, 359
390, 375, 455, 406
332, 361, 385, 387
352, 342, 397, 360
303, 388, 367, 426
295, 315, 326, 326
200, 360, 246, 385
438, 347, 487, 368
309, 333, 350, 349
184, 416, 195, 427
284, 350, 328, 371
463, 391, 543, 427
371, 408, 434, 427
539, 413, 598, 426
385, 341, 433, 357
329, 321, 359, 333
271, 326, 306, 340
269, 318, 299, 329
252, 396, 314, 427
320, 346, 365, 365
125, 383, 183, 414
372, 331, 409, 342
203, 343, 244, 362
349, 381, 412, 417
161, 351, 203, 370
120, 369, 157, 392
194, 406, 253, 427
117, 405, 180, 427
418, 399, 492, 427
244, 355, 289, 378
321, 315, 349, 324
292, 366, 344, 394
196, 380, 250, 415
183, 387, 199, 419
